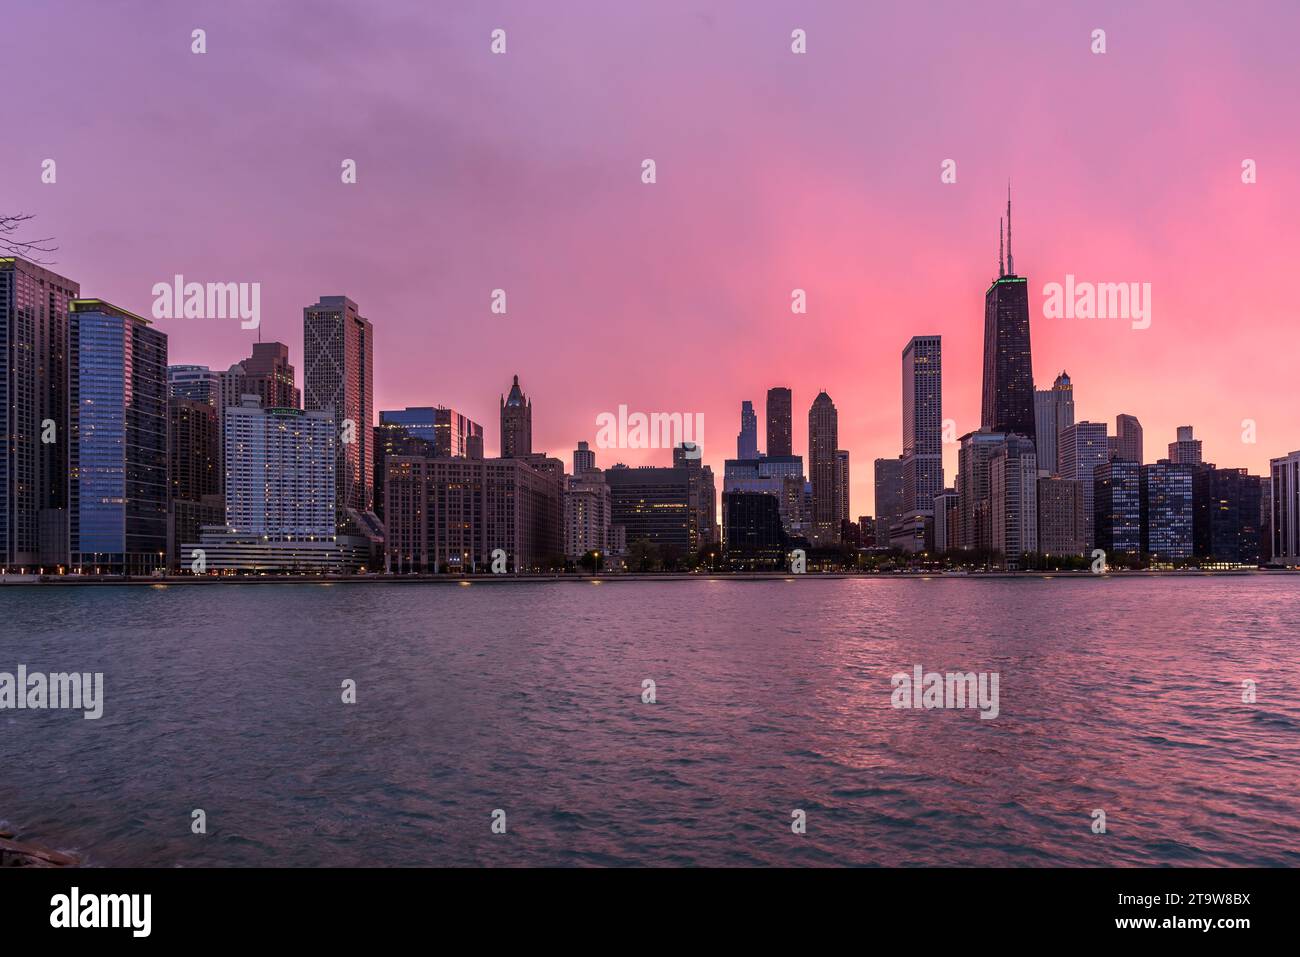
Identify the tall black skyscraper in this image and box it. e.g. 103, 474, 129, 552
766, 387, 792, 457
981, 187, 1036, 446
1, 257, 80, 568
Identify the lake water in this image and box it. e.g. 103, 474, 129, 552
2, 576, 1299, 866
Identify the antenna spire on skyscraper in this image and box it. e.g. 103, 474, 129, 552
1006, 180, 1014, 275
999, 217, 1005, 278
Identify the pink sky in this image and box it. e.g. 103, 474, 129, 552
5, 0, 1298, 516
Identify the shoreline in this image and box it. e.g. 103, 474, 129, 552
1, 568, 1291, 586
0, 827, 80, 868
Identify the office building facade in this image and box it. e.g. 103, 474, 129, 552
1, 257, 80, 568
1058, 421, 1109, 549
69, 299, 168, 574
990, 434, 1038, 569
1192, 467, 1261, 566
384, 455, 563, 573
1094, 459, 1141, 558
1140, 461, 1194, 561
304, 295, 374, 521
1033, 371, 1073, 476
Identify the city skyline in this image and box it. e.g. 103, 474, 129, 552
5, 2, 1298, 520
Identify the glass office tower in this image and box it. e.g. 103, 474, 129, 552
69, 299, 168, 574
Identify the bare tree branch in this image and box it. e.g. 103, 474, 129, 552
0, 214, 58, 263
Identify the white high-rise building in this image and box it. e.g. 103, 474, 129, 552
1270, 450, 1300, 566
187, 399, 365, 571
224, 398, 335, 538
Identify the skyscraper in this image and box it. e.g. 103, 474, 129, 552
808, 391, 839, 544
240, 341, 301, 410
723, 453, 805, 537
1167, 426, 1203, 466
69, 299, 168, 574
1033, 372, 1074, 476
673, 442, 718, 547
766, 387, 792, 458
1112, 414, 1143, 464
564, 469, 611, 561
1036, 476, 1084, 557
188, 400, 369, 572
573, 440, 596, 475
384, 455, 562, 573
223, 401, 335, 539
373, 407, 483, 520
500, 374, 532, 458
168, 365, 219, 404
981, 188, 1036, 445
834, 449, 850, 526
1058, 421, 1110, 549
873, 456, 906, 547
1094, 460, 1142, 558
1269, 450, 1300, 566
722, 491, 788, 567
1140, 461, 1194, 561
168, 396, 222, 567
304, 296, 374, 523
990, 434, 1038, 569
1192, 467, 1259, 566
1, 256, 80, 568
737, 400, 758, 460
933, 489, 960, 553
955, 431, 1006, 553
380, 407, 482, 459
605, 465, 695, 553
900, 335, 943, 550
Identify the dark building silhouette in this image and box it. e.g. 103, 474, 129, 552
737, 401, 758, 460
168, 396, 222, 566
808, 391, 840, 544
981, 188, 1036, 446
766, 387, 792, 457
1193, 467, 1261, 565
500, 375, 532, 458
873, 455, 906, 547
605, 464, 702, 553
1, 256, 80, 568
723, 491, 787, 567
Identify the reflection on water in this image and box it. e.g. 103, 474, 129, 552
2, 577, 1298, 866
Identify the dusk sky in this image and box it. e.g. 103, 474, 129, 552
5, 0, 1298, 516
